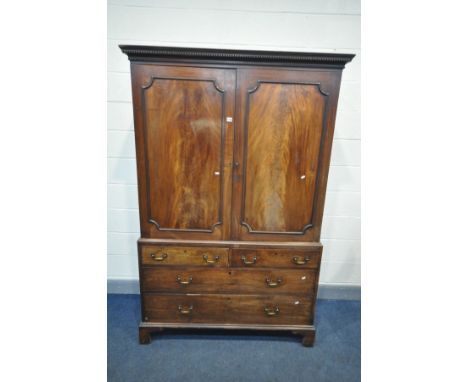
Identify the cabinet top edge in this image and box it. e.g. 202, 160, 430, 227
119, 45, 355, 68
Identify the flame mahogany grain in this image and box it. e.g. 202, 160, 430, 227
120, 45, 354, 346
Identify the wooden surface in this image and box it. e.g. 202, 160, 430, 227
231, 248, 321, 269
131, 64, 342, 242
138, 238, 323, 248
231, 68, 342, 242
120, 45, 353, 346
141, 267, 316, 294
131, 65, 236, 240
145, 77, 223, 231
242, 81, 324, 234
140, 245, 229, 267
120, 45, 354, 69
142, 293, 312, 325
139, 321, 315, 331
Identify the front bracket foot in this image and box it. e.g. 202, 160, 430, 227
293, 330, 316, 347
300, 331, 316, 347
139, 326, 163, 344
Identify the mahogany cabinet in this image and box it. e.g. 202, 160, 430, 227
120, 45, 354, 346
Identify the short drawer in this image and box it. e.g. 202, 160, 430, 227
140, 246, 229, 267
141, 268, 316, 294
231, 248, 321, 268
142, 293, 312, 325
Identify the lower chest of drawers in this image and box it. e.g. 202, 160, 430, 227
138, 243, 322, 327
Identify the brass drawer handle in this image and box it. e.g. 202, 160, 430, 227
203, 254, 220, 264
292, 256, 310, 265
178, 305, 193, 315
176, 275, 193, 285
241, 255, 257, 265
265, 277, 283, 287
264, 306, 280, 316
150, 253, 168, 261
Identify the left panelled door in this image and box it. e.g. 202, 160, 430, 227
130, 65, 236, 240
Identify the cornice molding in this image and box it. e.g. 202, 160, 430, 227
119, 45, 355, 68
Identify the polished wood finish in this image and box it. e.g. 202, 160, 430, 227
120, 45, 354, 347
141, 267, 316, 294
231, 68, 342, 242
140, 245, 229, 267
131, 65, 236, 240
142, 294, 312, 325
138, 322, 315, 345
144, 77, 224, 232
120, 45, 354, 69
231, 248, 321, 269
139, 238, 323, 249
242, 82, 325, 234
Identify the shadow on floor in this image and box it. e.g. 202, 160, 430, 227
108, 294, 360, 382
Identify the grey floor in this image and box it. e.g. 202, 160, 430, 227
108, 294, 360, 382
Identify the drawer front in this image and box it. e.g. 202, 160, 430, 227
141, 268, 316, 294
231, 248, 321, 268
143, 294, 312, 325
140, 246, 229, 267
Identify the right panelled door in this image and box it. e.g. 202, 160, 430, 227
232, 67, 342, 242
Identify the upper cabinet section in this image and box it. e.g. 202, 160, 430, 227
121, 46, 353, 242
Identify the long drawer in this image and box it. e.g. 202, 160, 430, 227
231, 248, 321, 269
140, 246, 229, 267
142, 293, 312, 325
141, 268, 316, 294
